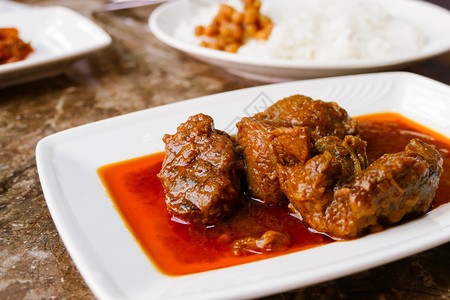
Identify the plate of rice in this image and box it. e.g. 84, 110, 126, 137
149, 0, 450, 82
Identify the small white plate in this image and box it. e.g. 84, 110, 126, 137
0, 6, 111, 88
149, 0, 450, 82
36, 72, 450, 300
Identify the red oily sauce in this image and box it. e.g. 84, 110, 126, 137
98, 113, 450, 276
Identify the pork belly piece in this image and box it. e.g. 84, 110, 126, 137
277, 138, 443, 239
157, 113, 242, 224
236, 117, 312, 206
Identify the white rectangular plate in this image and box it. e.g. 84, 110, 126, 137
36, 72, 450, 300
0, 5, 111, 87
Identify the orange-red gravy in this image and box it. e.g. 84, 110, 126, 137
98, 113, 450, 276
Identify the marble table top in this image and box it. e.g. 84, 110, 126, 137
1, 0, 449, 299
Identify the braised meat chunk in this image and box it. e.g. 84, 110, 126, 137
278, 138, 443, 239
232, 230, 291, 256
236, 117, 311, 206
157, 113, 242, 224
236, 95, 360, 206
253, 94, 359, 140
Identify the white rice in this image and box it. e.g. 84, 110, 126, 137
174, 0, 425, 61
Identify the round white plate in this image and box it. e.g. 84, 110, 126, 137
149, 0, 450, 82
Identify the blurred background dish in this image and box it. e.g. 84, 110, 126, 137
0, 5, 111, 88
150, 0, 450, 82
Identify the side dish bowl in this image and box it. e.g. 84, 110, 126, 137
149, 0, 450, 82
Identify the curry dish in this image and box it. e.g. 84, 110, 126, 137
99, 95, 449, 276
0, 28, 33, 65
158, 95, 443, 239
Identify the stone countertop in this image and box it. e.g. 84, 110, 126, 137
1, 0, 449, 299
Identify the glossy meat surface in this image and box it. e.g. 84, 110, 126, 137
157, 113, 242, 224
232, 230, 291, 256
313, 135, 369, 186
253, 94, 359, 140
278, 138, 443, 239
237, 95, 358, 205
236, 117, 311, 206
